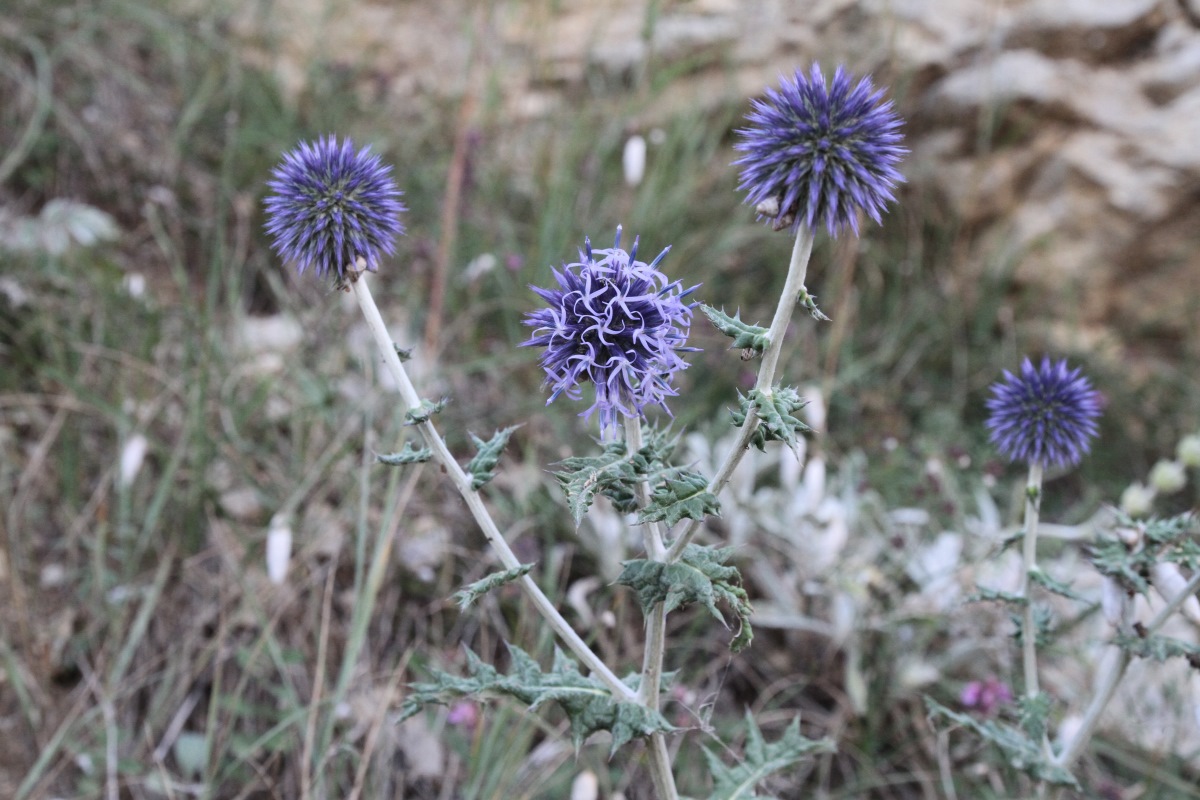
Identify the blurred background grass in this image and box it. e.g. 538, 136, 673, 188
2, 0, 1198, 797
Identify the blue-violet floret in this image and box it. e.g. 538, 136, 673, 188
264, 135, 405, 279
734, 63, 906, 237
986, 357, 1102, 468
522, 227, 698, 432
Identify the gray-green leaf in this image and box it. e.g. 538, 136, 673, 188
400, 644, 674, 755
451, 563, 535, 610
731, 387, 810, 451
701, 711, 835, 799
618, 545, 752, 652
376, 442, 434, 465
700, 305, 770, 357
639, 471, 720, 528
466, 425, 520, 489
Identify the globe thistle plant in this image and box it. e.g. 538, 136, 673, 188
522, 227, 698, 432
985, 357, 1102, 469
264, 135, 405, 279
734, 63, 906, 237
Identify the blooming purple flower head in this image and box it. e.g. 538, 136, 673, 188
522, 227, 699, 432
986, 357, 1102, 468
734, 63, 906, 237
264, 135, 405, 279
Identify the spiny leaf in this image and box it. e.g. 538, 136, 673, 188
731, 387, 809, 451
925, 698, 1079, 788
618, 545, 752, 652
1029, 569, 1087, 602
399, 644, 674, 755
376, 442, 433, 465
1114, 633, 1200, 667
966, 586, 1028, 606
451, 563, 534, 610
639, 470, 720, 528
700, 711, 834, 799
553, 430, 673, 525
405, 397, 448, 425
393, 343, 413, 362
1017, 692, 1052, 741
700, 305, 770, 357
466, 425, 521, 489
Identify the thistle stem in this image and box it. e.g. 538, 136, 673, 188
666, 225, 815, 562
1054, 566, 1200, 768
1019, 463, 1043, 701
349, 274, 635, 702
623, 414, 679, 800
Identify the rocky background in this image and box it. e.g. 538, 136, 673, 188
235, 0, 1200, 379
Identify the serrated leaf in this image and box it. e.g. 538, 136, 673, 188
966, 586, 1028, 606
925, 698, 1079, 788
400, 644, 674, 755
451, 563, 534, 610
1017, 692, 1052, 741
731, 387, 809, 451
1114, 633, 1200, 667
466, 425, 520, 489
701, 305, 770, 356
376, 442, 433, 465
405, 398, 448, 425
553, 431, 673, 525
639, 471, 720, 528
1028, 570, 1087, 602
701, 711, 835, 799
618, 545, 752, 652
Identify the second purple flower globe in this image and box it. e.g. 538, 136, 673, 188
986, 357, 1103, 468
523, 228, 698, 432
735, 63, 906, 237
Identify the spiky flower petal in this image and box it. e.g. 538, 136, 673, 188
264, 135, 405, 279
522, 227, 698, 432
734, 63, 906, 237
986, 358, 1102, 468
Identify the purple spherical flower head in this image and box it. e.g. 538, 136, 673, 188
734, 63, 906, 237
986, 357, 1102, 468
522, 227, 699, 432
264, 135, 405, 279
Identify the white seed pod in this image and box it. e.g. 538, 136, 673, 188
118, 433, 149, 488
266, 514, 293, 585
622, 134, 646, 187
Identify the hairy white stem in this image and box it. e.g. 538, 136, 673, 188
1055, 566, 1200, 768
666, 225, 815, 562
624, 415, 679, 800
1020, 462, 1044, 705
350, 273, 635, 701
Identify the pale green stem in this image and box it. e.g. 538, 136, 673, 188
350, 273, 635, 701
623, 414, 678, 800
666, 225, 815, 562
1054, 566, 1200, 768
1020, 462, 1044, 705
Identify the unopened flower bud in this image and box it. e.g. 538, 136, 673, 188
1148, 460, 1187, 495
1177, 433, 1200, 468
1119, 482, 1155, 518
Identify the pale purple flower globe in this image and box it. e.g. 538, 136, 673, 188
734, 63, 906, 237
986, 358, 1102, 468
264, 136, 405, 279
522, 227, 698, 432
